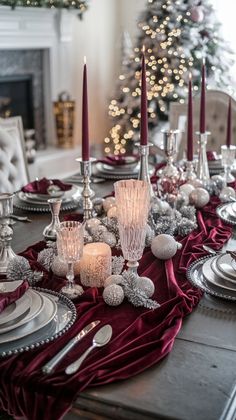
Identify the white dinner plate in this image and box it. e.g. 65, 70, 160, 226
215, 253, 236, 280
202, 257, 236, 295
18, 185, 82, 205
211, 257, 236, 286
0, 289, 44, 334
0, 293, 57, 344
96, 162, 140, 176
0, 291, 32, 327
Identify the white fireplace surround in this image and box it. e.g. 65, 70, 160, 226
0, 6, 81, 179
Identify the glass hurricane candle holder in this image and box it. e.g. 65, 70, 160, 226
221, 145, 236, 184
0, 193, 16, 274
114, 179, 150, 274
56, 221, 84, 299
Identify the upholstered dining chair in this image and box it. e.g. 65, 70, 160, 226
0, 116, 29, 193
169, 90, 236, 160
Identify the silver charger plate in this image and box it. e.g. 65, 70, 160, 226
95, 162, 154, 180
0, 291, 32, 328
0, 288, 77, 358
216, 203, 236, 226
14, 195, 79, 213
0, 289, 44, 334
96, 162, 140, 176
215, 253, 236, 280
187, 256, 236, 302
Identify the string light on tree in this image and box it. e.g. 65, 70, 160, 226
105, 0, 234, 154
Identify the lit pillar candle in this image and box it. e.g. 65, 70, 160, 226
187, 73, 193, 161
82, 56, 89, 161
226, 97, 232, 148
140, 47, 148, 145
80, 242, 112, 287
200, 59, 206, 133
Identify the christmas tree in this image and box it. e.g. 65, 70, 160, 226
105, 0, 234, 155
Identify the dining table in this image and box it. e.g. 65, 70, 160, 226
2, 176, 236, 420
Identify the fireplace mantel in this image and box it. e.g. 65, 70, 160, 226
0, 6, 77, 147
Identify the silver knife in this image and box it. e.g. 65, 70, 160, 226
42, 320, 100, 374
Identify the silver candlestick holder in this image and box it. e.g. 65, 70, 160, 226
77, 158, 96, 221
196, 132, 210, 183
185, 160, 197, 182
138, 143, 154, 197
0, 193, 16, 274
43, 198, 62, 240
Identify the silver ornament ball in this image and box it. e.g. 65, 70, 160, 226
51, 256, 80, 277
104, 274, 123, 287
103, 197, 116, 213
219, 186, 235, 203
134, 276, 155, 298
189, 187, 210, 208
101, 231, 117, 248
103, 284, 124, 306
151, 234, 182, 260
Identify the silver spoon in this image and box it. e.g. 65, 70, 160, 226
202, 245, 223, 255
65, 324, 112, 375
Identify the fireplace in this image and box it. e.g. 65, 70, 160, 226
0, 49, 46, 148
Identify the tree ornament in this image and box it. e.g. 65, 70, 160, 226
103, 197, 116, 213
134, 276, 155, 298
190, 6, 204, 23
211, 175, 226, 195
189, 188, 210, 208
92, 197, 104, 216
179, 183, 195, 198
219, 186, 236, 203
151, 197, 171, 216
177, 218, 197, 237
104, 274, 123, 288
151, 234, 182, 260
121, 271, 159, 309
179, 205, 196, 221
86, 218, 101, 232
103, 284, 124, 306
101, 231, 117, 248
111, 255, 124, 275
6, 255, 43, 285
51, 256, 80, 277
107, 206, 118, 218
37, 248, 55, 271
188, 179, 203, 188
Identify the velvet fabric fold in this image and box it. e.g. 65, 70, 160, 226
0, 281, 29, 314
0, 198, 232, 420
22, 178, 72, 194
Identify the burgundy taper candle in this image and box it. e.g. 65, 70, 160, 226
187, 73, 193, 161
82, 57, 89, 161
200, 60, 206, 133
226, 97, 232, 148
140, 49, 148, 145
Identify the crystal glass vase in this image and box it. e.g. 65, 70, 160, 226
114, 179, 150, 274
221, 145, 236, 184
56, 221, 84, 299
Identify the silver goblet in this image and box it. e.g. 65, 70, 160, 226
0, 193, 16, 274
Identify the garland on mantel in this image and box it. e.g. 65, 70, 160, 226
0, 0, 88, 17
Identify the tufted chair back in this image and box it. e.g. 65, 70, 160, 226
169, 90, 236, 159
0, 117, 29, 193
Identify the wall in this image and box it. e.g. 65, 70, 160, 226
69, 0, 146, 148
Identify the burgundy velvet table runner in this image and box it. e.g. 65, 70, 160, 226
0, 197, 232, 420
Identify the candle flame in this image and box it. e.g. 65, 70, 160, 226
189, 72, 192, 81
142, 45, 145, 54
202, 57, 205, 66
84, 56, 87, 65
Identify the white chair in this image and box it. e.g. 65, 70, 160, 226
0, 116, 29, 193
169, 90, 236, 159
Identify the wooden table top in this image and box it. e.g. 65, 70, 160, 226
11, 181, 236, 420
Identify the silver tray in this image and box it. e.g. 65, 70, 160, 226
187, 256, 236, 302
216, 203, 236, 226
0, 288, 77, 358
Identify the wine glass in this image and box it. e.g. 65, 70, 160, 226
221, 145, 236, 184
56, 221, 84, 299
114, 179, 150, 275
